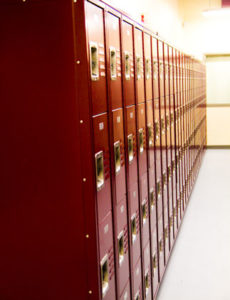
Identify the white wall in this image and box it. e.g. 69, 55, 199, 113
103, 0, 184, 49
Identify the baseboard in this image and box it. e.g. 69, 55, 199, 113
205, 145, 230, 149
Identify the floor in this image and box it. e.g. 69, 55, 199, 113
157, 150, 230, 300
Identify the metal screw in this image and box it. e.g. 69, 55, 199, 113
88, 290, 92, 294
80, 120, 83, 124
76, 60, 80, 64
86, 234, 89, 238
83, 178, 86, 182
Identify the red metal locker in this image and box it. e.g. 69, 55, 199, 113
140, 172, 150, 249
164, 207, 170, 261
137, 102, 147, 177
122, 20, 135, 107
85, 1, 107, 116
99, 212, 116, 300
146, 100, 154, 169
133, 259, 143, 300
158, 40, 164, 98
93, 113, 112, 223
143, 33, 152, 101
128, 183, 141, 267
148, 167, 157, 229
125, 105, 138, 188
105, 11, 123, 110
112, 108, 126, 202
115, 198, 130, 297
143, 243, 152, 300
134, 27, 145, 103
152, 37, 159, 100
158, 216, 165, 279
152, 245, 159, 297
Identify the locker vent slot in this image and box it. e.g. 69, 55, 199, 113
150, 188, 155, 209
145, 272, 150, 296
127, 134, 134, 163
114, 141, 121, 174
100, 255, 109, 297
145, 57, 150, 79
118, 231, 124, 266
139, 128, 144, 153
142, 201, 147, 225
125, 52, 130, 80
131, 214, 137, 243
90, 42, 99, 80
95, 151, 104, 191
110, 47, 117, 80
136, 55, 141, 80
148, 124, 153, 147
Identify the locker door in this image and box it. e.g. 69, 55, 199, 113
85, 2, 107, 116
144, 33, 152, 101
152, 37, 159, 100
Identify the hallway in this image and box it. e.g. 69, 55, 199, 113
157, 150, 230, 300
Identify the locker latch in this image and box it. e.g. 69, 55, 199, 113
118, 231, 124, 266
127, 134, 134, 163
124, 51, 130, 80
95, 151, 104, 191
131, 214, 137, 244
89, 42, 99, 81
139, 128, 144, 153
114, 141, 121, 174
100, 254, 109, 297
145, 57, 150, 80
110, 47, 117, 80
148, 124, 153, 147
144, 271, 150, 297
136, 55, 141, 80
149, 188, 155, 209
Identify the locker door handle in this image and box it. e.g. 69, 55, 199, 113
149, 188, 155, 210
166, 114, 170, 131
154, 121, 159, 141
139, 128, 144, 154
144, 271, 150, 297
110, 47, 117, 80
118, 231, 124, 266
127, 134, 134, 163
90, 42, 99, 81
95, 151, 104, 191
114, 141, 121, 174
148, 124, 154, 147
142, 200, 147, 225
124, 51, 130, 80
167, 166, 171, 181
165, 63, 168, 80
152, 254, 157, 275
160, 62, 163, 80
131, 214, 137, 244
136, 55, 141, 80
170, 112, 174, 125
163, 172, 167, 188
145, 57, 150, 80
157, 181, 161, 198
100, 254, 109, 297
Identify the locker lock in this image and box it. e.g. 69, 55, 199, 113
110, 47, 117, 80
118, 231, 124, 266
95, 151, 104, 191
114, 141, 121, 174
127, 134, 134, 163
89, 42, 99, 81
139, 128, 144, 154
100, 255, 109, 297
131, 214, 137, 244
124, 51, 130, 80
142, 201, 147, 225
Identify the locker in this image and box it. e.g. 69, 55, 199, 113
122, 20, 135, 107
140, 173, 150, 248
99, 212, 116, 300
86, 1, 107, 116
158, 40, 164, 98
151, 245, 159, 297
134, 27, 145, 103
158, 216, 165, 278
143, 33, 152, 101
164, 208, 170, 261
105, 12, 123, 110
143, 243, 152, 300
137, 103, 147, 176
133, 259, 143, 300
128, 183, 141, 266
115, 198, 130, 297
112, 108, 126, 202
152, 37, 159, 100
125, 105, 138, 188
164, 44, 169, 96
148, 167, 157, 229
146, 100, 154, 168
93, 113, 112, 223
